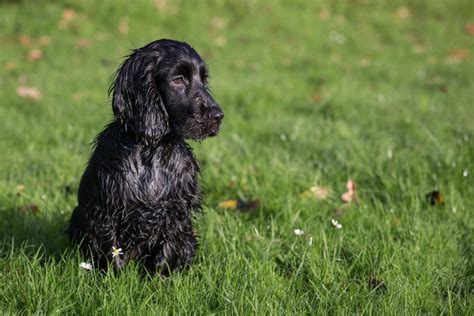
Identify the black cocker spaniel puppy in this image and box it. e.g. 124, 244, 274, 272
68, 39, 223, 274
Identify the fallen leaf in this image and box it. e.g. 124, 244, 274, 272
19, 204, 40, 214
359, 58, 371, 67
210, 17, 227, 30
395, 6, 410, 20
72, 92, 84, 101
334, 207, 346, 217
341, 179, 356, 203
300, 185, 329, 200
118, 17, 129, 35
4, 61, 17, 71
16, 184, 26, 195
26, 48, 43, 62
76, 38, 91, 48
238, 199, 260, 212
428, 56, 438, 64
63, 185, 74, 196
438, 86, 448, 93
282, 57, 292, 66
16, 86, 42, 101
217, 199, 260, 212
412, 44, 426, 54
218, 199, 238, 209
19, 35, 51, 47
58, 8, 78, 29
317, 9, 330, 20
464, 23, 474, 36
312, 94, 322, 102
425, 190, 444, 206
62, 9, 77, 21
19, 35, 32, 46
447, 48, 470, 63
335, 14, 346, 24
37, 36, 51, 46
154, 0, 168, 10
18, 74, 28, 85
368, 276, 387, 293
214, 35, 226, 47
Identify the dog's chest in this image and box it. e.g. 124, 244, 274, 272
128, 143, 200, 206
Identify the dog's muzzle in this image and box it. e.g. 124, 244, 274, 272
208, 106, 223, 136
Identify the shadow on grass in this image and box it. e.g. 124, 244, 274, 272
0, 199, 71, 258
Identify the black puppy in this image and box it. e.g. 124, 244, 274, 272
68, 39, 223, 274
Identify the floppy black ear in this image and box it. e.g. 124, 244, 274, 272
110, 50, 169, 140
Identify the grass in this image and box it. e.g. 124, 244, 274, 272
0, 0, 473, 314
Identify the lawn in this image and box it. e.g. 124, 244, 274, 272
0, 0, 473, 314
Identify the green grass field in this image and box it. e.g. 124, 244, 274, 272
1, 0, 473, 314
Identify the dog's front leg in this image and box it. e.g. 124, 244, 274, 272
147, 215, 197, 275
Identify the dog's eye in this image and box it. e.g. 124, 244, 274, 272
172, 76, 186, 86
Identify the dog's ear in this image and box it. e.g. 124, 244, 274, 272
110, 50, 169, 140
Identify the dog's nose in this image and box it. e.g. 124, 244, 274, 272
212, 109, 224, 123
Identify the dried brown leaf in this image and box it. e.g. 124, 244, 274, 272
218, 199, 238, 209
282, 57, 292, 66
16, 184, 26, 195
18, 75, 28, 85
312, 94, 321, 102
19, 204, 40, 214
76, 38, 91, 48
425, 190, 444, 206
19, 35, 32, 46
72, 92, 84, 101
237, 199, 260, 212
447, 48, 470, 63
317, 9, 330, 20
63, 9, 76, 21
218, 199, 260, 212
341, 179, 356, 203
58, 8, 78, 29
368, 276, 387, 294
26, 48, 43, 62
37, 36, 51, 46
19, 35, 50, 47
17, 86, 42, 101
118, 17, 129, 35
210, 17, 227, 30
464, 23, 474, 36
4, 61, 18, 71
154, 0, 168, 10
300, 186, 330, 200
214, 36, 226, 47
359, 58, 371, 67
395, 6, 410, 20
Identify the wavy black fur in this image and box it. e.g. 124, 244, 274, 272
68, 39, 223, 274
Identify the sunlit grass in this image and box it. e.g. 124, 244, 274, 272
0, 0, 473, 313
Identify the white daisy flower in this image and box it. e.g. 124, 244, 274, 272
294, 228, 304, 236
112, 246, 123, 258
463, 169, 468, 177
79, 262, 93, 271
331, 219, 342, 229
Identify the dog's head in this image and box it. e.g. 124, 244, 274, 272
110, 39, 223, 141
